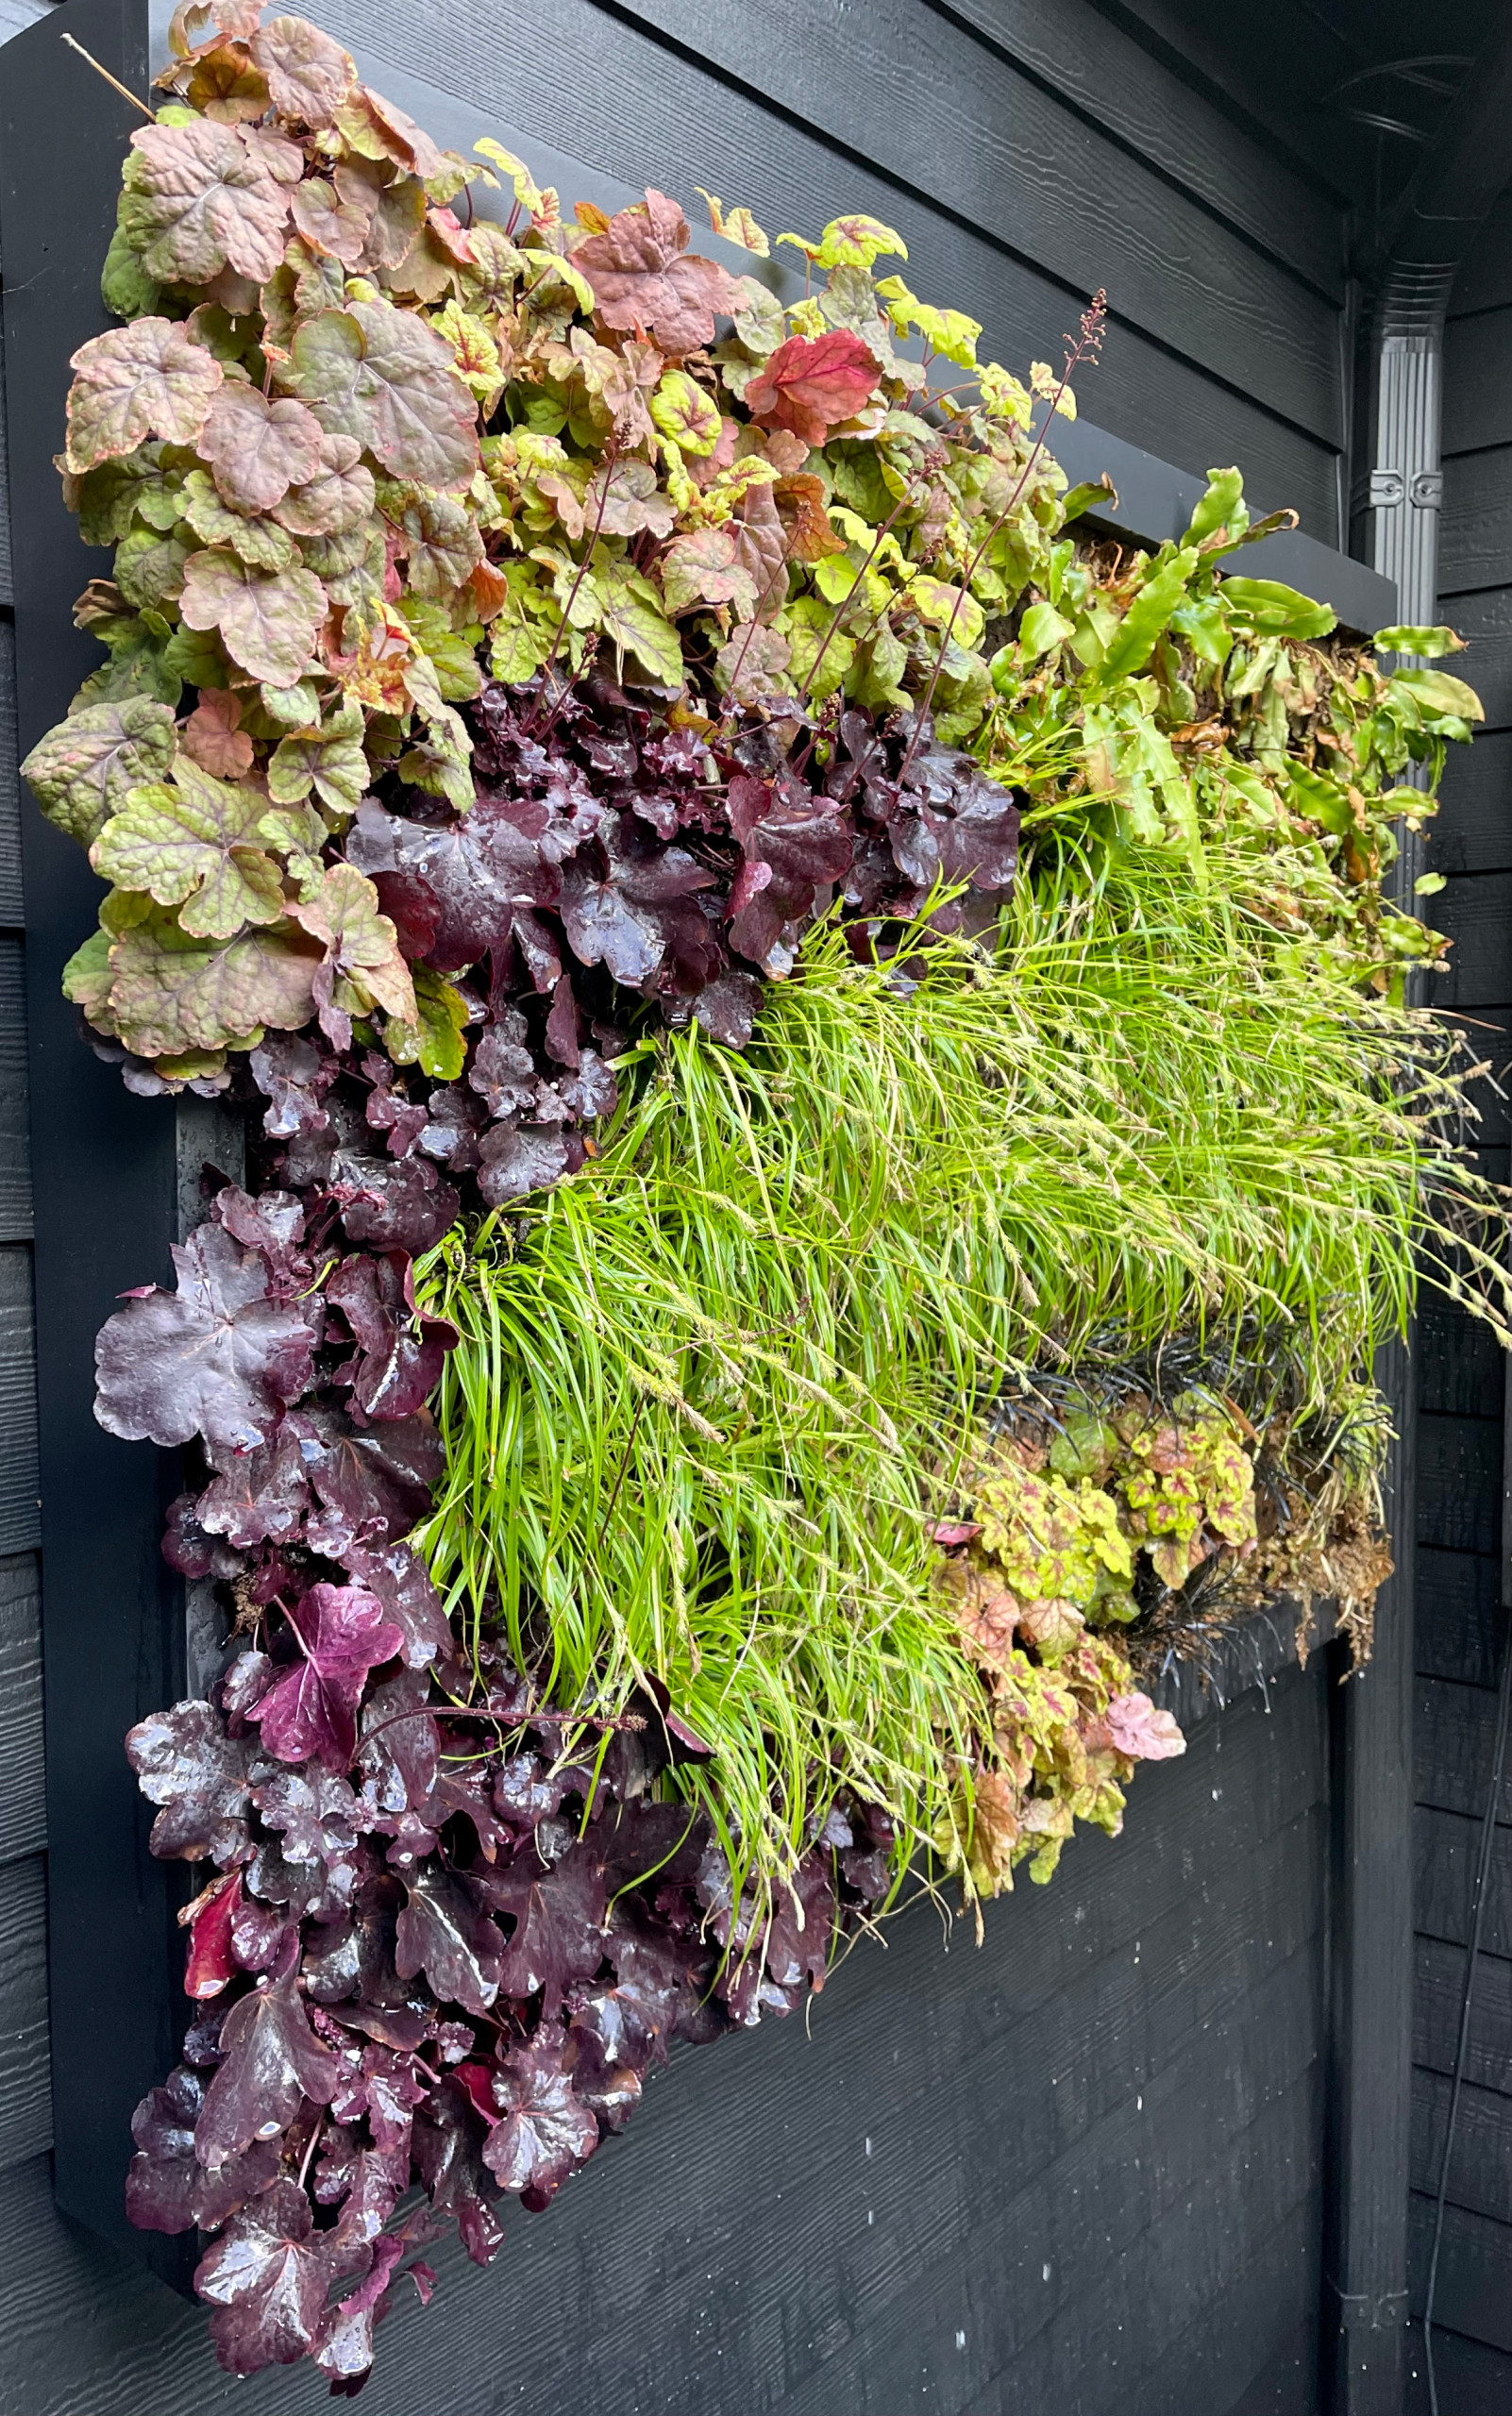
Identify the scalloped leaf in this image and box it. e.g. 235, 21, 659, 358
92, 758, 286, 939
180, 547, 328, 687
283, 299, 479, 490
291, 863, 417, 1023
121, 120, 291, 285
182, 468, 296, 572
271, 430, 376, 537
249, 15, 356, 126
199, 381, 324, 513
20, 696, 177, 847
107, 907, 323, 1059
64, 318, 224, 473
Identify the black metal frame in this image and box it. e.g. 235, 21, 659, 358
2, 2, 1403, 2340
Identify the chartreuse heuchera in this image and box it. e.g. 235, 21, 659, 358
23, 0, 1507, 2386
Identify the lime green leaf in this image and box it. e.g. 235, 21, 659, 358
697, 189, 770, 255
400, 597, 484, 701
100, 221, 161, 322
1019, 600, 1076, 659
1415, 869, 1447, 896
800, 215, 907, 271
650, 369, 723, 457
1219, 575, 1336, 639
384, 961, 470, 1079
588, 560, 684, 687
92, 759, 286, 939
267, 700, 370, 814
1098, 548, 1199, 682
22, 696, 177, 848
61, 927, 117, 1030
398, 488, 485, 597
179, 548, 328, 688
1372, 623, 1465, 659
1181, 466, 1245, 547
1392, 666, 1485, 723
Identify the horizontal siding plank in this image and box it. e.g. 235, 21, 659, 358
1444, 308, 1512, 459
1415, 1934, 1512, 2094
1418, 1298, 1503, 1420
0, 1552, 42, 1863
1440, 445, 1512, 597
1417, 1414, 1504, 1553
1430, 733, 1512, 880
1417, 1549, 1508, 1690
306, 0, 1341, 526
1442, 586, 1512, 730
929, 0, 1343, 298
0, 938, 32, 1237
1425, 871, 1512, 1013
595, 0, 1344, 439
1416, 1673, 1512, 1824
1451, 197, 1512, 321
1226, 2312, 1320, 2416
1408, 2190, 1512, 2352
0, 1852, 49, 2173
1412, 2068, 1512, 2227
1417, 1805, 1512, 1958
0, 1242, 36, 1556
1406, 2322, 1512, 2413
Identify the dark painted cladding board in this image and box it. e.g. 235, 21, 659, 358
0, 1669, 1331, 2416
1417, 1551, 1508, 1691
1440, 444, 1512, 597
1444, 309, 1512, 458
1411, 2068, 1512, 2228
1406, 2322, 1512, 2416
1428, 732, 1512, 877
1416, 1806, 1512, 1960
587, 0, 1344, 437
1415, 1672, 1512, 1823
1441, 585, 1512, 730
1449, 196, 1512, 320
1408, 2192, 1512, 2354
1414, 1938, 1512, 2096
0, 1552, 43, 1867
287, 0, 1342, 529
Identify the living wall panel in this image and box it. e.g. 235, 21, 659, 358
0, 3, 1377, 2410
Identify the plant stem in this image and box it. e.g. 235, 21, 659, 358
59, 31, 156, 120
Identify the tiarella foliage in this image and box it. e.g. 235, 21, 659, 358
25, 0, 1505, 2392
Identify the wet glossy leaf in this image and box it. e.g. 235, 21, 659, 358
125, 1697, 258, 1862
247, 1583, 405, 1769
96, 1220, 315, 1453
395, 1869, 503, 2015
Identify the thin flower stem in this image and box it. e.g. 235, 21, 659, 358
59, 31, 156, 120
891, 292, 1106, 797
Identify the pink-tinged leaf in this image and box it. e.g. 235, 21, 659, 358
182, 687, 255, 780
199, 382, 324, 514
246, 1583, 405, 1770
284, 299, 479, 490
576, 188, 743, 355
272, 430, 375, 539
184, 1871, 243, 1998
64, 317, 224, 472
744, 330, 880, 447
95, 1221, 315, 1455
1103, 1691, 1186, 1761
250, 14, 357, 125
931, 1519, 983, 1548
195, 1977, 342, 2171
123, 119, 291, 285
179, 547, 328, 688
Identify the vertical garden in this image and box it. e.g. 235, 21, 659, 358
17, 1, 1506, 2388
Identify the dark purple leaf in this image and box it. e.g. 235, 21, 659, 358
475, 1120, 572, 1207
198, 1420, 311, 1549
250, 1760, 361, 1868
328, 1147, 460, 1252
95, 1222, 316, 1454
247, 1585, 405, 1770
249, 1032, 335, 1140
467, 1008, 537, 1117
410, 2077, 503, 2268
477, 1839, 608, 2003
559, 812, 714, 986
417, 1082, 486, 1170
479, 2037, 600, 2200
312, 2235, 404, 2387
358, 1666, 439, 1813
195, 1971, 342, 2171
212, 1184, 311, 1291
557, 1047, 620, 1119
162, 1488, 244, 1579
126, 1698, 258, 1863
395, 1868, 503, 2016
346, 794, 564, 973
342, 1540, 453, 1669
294, 1403, 444, 1556
126, 2065, 283, 2236
328, 1251, 457, 1420
691, 967, 764, 1048
195, 2179, 343, 2374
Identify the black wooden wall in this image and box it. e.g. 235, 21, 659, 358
1408, 193, 1512, 2415
0, 3, 1419, 2411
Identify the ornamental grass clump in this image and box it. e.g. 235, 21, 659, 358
19, 0, 1508, 2386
